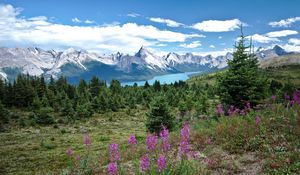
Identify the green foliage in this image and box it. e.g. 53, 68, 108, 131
0, 101, 9, 131
146, 96, 174, 134
217, 32, 267, 107
35, 107, 55, 125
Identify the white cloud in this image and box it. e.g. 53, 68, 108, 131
279, 44, 300, 52
288, 38, 300, 46
72, 17, 81, 23
72, 17, 95, 24
209, 45, 215, 48
266, 30, 298, 38
149, 17, 184, 27
0, 4, 201, 54
218, 36, 222, 39
84, 20, 95, 24
180, 41, 201, 48
269, 17, 300, 27
127, 13, 140, 18
248, 34, 280, 43
157, 43, 167, 47
192, 19, 244, 32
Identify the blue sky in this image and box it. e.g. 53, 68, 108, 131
1, 0, 300, 56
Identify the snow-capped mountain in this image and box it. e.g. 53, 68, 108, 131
0, 45, 296, 82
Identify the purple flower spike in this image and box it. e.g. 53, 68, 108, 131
66, 148, 73, 156
107, 162, 118, 175
109, 142, 120, 162
157, 154, 167, 172
160, 127, 170, 152
146, 133, 158, 151
84, 135, 92, 146
140, 154, 150, 172
255, 116, 261, 125
128, 134, 138, 145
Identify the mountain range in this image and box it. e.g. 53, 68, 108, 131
0, 45, 297, 83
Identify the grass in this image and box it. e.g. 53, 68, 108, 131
0, 108, 147, 175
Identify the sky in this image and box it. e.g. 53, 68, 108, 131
0, 0, 300, 56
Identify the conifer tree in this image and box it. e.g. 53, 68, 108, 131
146, 96, 174, 134
217, 29, 267, 108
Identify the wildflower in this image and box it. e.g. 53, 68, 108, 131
245, 102, 251, 112
128, 134, 138, 145
160, 127, 170, 152
255, 116, 261, 125
140, 154, 150, 172
157, 154, 167, 172
271, 95, 276, 101
228, 105, 238, 117
293, 90, 300, 105
179, 123, 190, 155
76, 155, 81, 161
109, 142, 120, 162
146, 133, 158, 151
239, 109, 246, 116
66, 148, 73, 156
84, 135, 92, 146
216, 104, 224, 116
284, 93, 290, 101
107, 162, 118, 175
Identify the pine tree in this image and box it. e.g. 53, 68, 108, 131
217, 30, 267, 108
153, 80, 161, 92
146, 96, 174, 134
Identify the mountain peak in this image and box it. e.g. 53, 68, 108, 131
273, 45, 287, 56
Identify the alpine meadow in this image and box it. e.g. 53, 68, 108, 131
0, 0, 300, 175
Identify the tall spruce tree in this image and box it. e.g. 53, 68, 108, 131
217, 30, 267, 108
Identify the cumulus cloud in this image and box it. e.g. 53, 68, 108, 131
266, 30, 298, 38
279, 44, 300, 52
248, 34, 280, 43
288, 38, 300, 45
192, 19, 244, 32
179, 41, 201, 48
0, 4, 201, 54
269, 17, 300, 27
209, 45, 215, 48
149, 17, 184, 27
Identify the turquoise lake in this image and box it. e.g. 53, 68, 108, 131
121, 71, 202, 86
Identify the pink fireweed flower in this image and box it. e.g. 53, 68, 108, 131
179, 123, 190, 155
76, 155, 81, 161
216, 104, 224, 116
66, 148, 73, 156
84, 135, 92, 146
157, 154, 167, 172
109, 142, 120, 162
228, 105, 239, 117
245, 102, 251, 112
293, 90, 300, 105
146, 133, 158, 151
128, 134, 138, 145
284, 93, 290, 101
107, 162, 118, 175
140, 154, 150, 172
271, 95, 276, 101
255, 116, 261, 125
160, 127, 170, 152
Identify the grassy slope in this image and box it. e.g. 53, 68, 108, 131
188, 64, 300, 88
0, 109, 147, 175
1, 64, 300, 174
